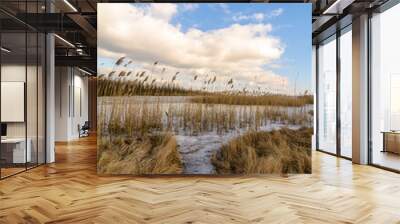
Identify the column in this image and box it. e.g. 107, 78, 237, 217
352, 14, 369, 164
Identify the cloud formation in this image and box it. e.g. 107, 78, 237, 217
180, 3, 199, 12
232, 8, 284, 22
98, 4, 288, 93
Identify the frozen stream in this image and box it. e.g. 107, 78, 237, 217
175, 123, 302, 174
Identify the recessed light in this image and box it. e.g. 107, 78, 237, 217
63, 0, 78, 12
54, 34, 75, 48
1, 47, 11, 53
78, 67, 92, 76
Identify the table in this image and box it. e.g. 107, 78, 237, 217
1, 138, 31, 164
381, 131, 400, 154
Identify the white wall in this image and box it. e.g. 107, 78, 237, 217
70, 73, 89, 138
1, 65, 26, 139
1, 64, 46, 164
55, 67, 70, 141
1, 65, 41, 138
54, 67, 89, 141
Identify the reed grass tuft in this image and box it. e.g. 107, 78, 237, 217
97, 133, 183, 174
212, 127, 312, 174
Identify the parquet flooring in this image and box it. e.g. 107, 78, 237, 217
0, 135, 400, 223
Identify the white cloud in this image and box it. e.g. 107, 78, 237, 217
98, 4, 288, 93
218, 3, 231, 14
232, 8, 284, 22
181, 3, 199, 12
253, 13, 265, 22
232, 14, 249, 22
148, 3, 177, 21
271, 8, 284, 17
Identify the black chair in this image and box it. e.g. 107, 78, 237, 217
78, 121, 90, 138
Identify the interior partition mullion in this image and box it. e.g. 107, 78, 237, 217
367, 11, 373, 165
25, 1, 28, 171
0, 28, 2, 179
336, 29, 341, 157
315, 45, 320, 150
36, 32, 39, 167
36, 0, 39, 167
44, 31, 47, 164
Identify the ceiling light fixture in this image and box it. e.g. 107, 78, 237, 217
63, 0, 78, 12
1, 47, 11, 53
76, 48, 85, 55
78, 67, 93, 76
54, 34, 75, 48
322, 0, 355, 15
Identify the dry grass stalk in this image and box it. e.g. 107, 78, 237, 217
97, 133, 182, 174
212, 127, 312, 174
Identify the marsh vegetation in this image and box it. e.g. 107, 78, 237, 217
212, 127, 312, 174
98, 133, 182, 174
97, 58, 313, 174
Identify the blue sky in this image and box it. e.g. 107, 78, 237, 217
173, 3, 312, 93
98, 3, 312, 94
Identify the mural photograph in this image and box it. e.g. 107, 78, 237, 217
97, 3, 313, 175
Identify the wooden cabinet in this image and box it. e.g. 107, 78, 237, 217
382, 132, 400, 154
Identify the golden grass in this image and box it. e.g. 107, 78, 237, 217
97, 78, 313, 107
97, 96, 312, 175
212, 127, 312, 174
97, 57, 313, 175
98, 97, 312, 137
98, 97, 182, 174
97, 78, 203, 97
97, 133, 183, 175
191, 94, 313, 107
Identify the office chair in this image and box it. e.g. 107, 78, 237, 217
79, 121, 90, 138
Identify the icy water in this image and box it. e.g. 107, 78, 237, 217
175, 123, 302, 174
99, 96, 312, 174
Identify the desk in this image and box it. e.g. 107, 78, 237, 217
382, 131, 400, 154
1, 138, 31, 163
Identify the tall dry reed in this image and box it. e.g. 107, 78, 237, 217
98, 97, 312, 137
191, 94, 313, 107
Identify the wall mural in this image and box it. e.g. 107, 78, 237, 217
97, 3, 313, 175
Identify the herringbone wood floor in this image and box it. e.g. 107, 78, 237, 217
1, 135, 400, 224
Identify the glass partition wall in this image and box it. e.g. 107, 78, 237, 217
316, 25, 352, 159
370, 3, 400, 171
316, 0, 400, 171
317, 35, 337, 155
0, 4, 46, 179
339, 26, 352, 159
